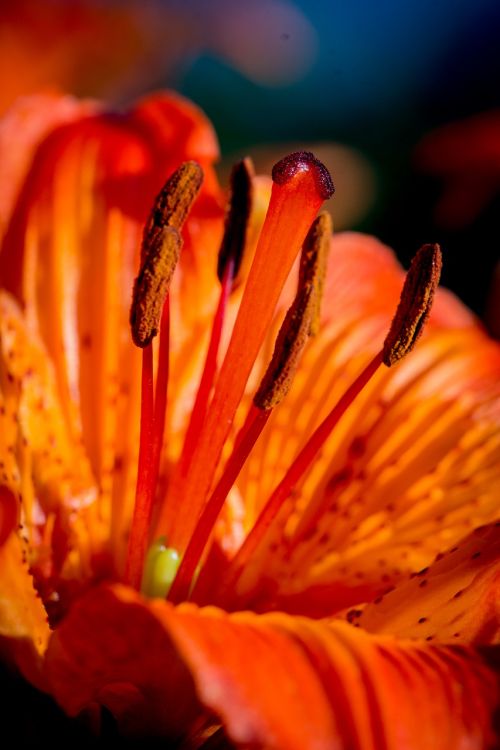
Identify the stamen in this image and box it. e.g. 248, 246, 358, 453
130, 160, 204, 347
382, 243, 442, 366
217, 244, 442, 600
130, 226, 180, 348
217, 157, 255, 286
125, 162, 204, 588
158, 152, 334, 552
168, 220, 331, 602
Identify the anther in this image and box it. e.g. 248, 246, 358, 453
142, 161, 203, 259
254, 212, 331, 409
217, 158, 254, 286
382, 243, 442, 366
272, 151, 335, 201
299, 211, 332, 336
130, 226, 181, 347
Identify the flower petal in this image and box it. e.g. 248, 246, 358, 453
46, 585, 207, 740
221, 233, 500, 615
0, 92, 95, 246
0, 91, 224, 572
0, 290, 96, 517
46, 584, 499, 748
0, 532, 50, 688
357, 521, 500, 645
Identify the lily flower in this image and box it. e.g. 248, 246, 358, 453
0, 91, 499, 749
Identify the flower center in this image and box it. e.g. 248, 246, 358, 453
123, 152, 441, 604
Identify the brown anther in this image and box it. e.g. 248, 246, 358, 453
130, 226, 181, 348
272, 151, 335, 200
299, 211, 332, 336
382, 243, 442, 366
217, 158, 254, 286
254, 214, 330, 410
142, 161, 203, 262
130, 161, 203, 347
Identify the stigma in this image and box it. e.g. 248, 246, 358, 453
124, 152, 441, 603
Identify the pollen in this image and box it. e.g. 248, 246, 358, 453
142, 160, 203, 260
217, 157, 254, 286
299, 211, 332, 336
130, 161, 204, 348
130, 225, 181, 347
382, 243, 442, 366
254, 212, 332, 409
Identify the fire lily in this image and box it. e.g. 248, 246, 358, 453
0, 92, 499, 748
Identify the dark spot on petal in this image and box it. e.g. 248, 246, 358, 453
81, 333, 92, 349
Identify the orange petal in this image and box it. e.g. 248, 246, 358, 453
46, 584, 499, 748
0, 532, 50, 689
46, 585, 205, 739
0, 291, 96, 518
0, 91, 224, 572
0, 92, 95, 246
357, 521, 500, 645
218, 233, 500, 615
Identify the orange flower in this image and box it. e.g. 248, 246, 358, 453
0, 92, 499, 748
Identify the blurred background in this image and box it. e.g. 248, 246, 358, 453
1, 0, 499, 333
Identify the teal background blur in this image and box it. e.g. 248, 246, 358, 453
170, 0, 500, 326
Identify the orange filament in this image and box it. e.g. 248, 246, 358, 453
151, 299, 170, 504
216, 351, 384, 597
168, 404, 271, 603
124, 344, 154, 588
158, 152, 334, 552
125, 302, 170, 589
178, 261, 234, 473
